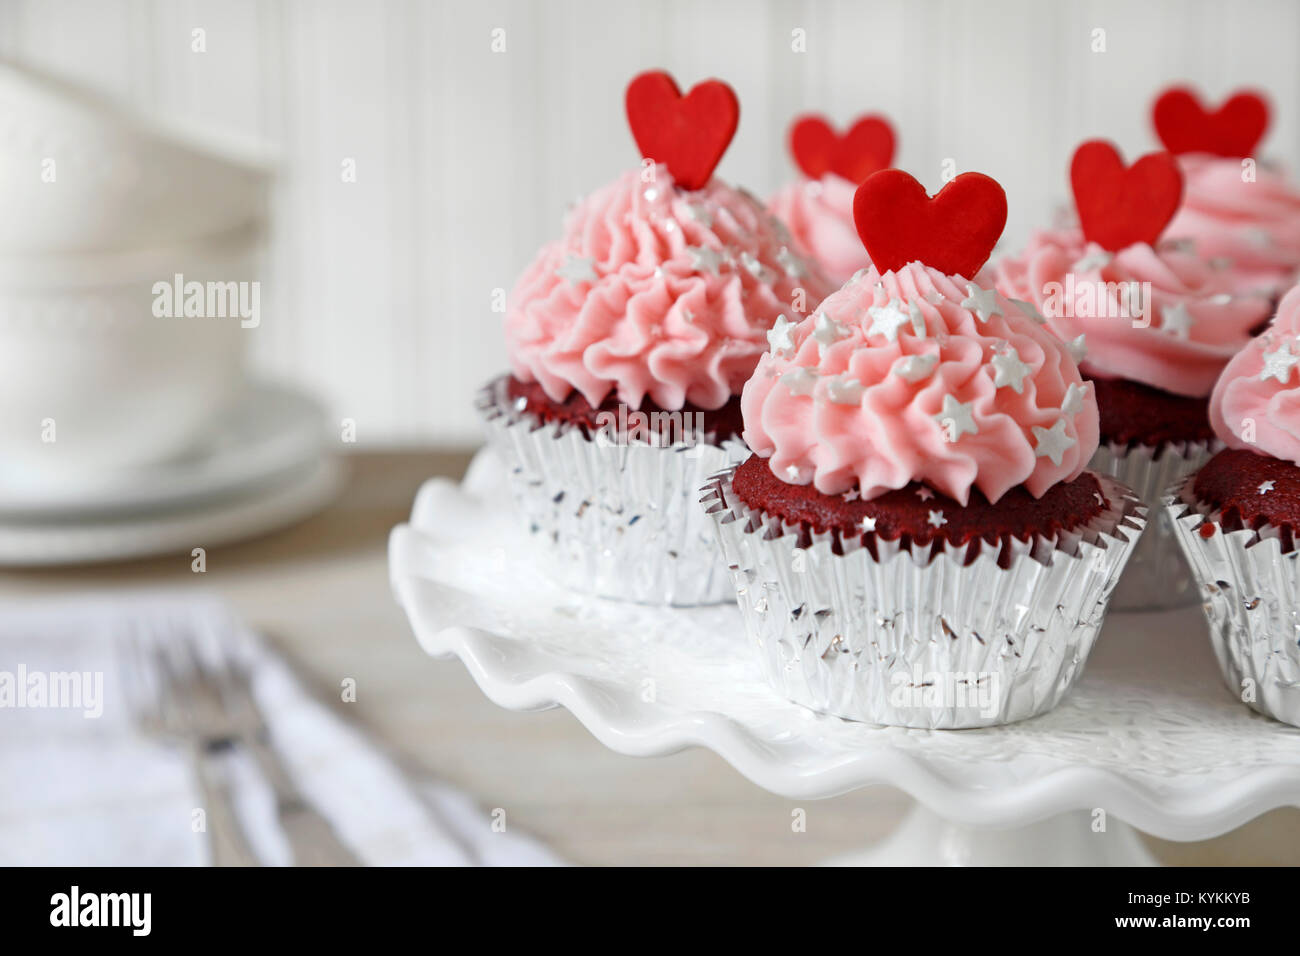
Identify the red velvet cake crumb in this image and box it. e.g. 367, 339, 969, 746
1192, 447, 1300, 544
504, 375, 745, 441
1089, 375, 1214, 448
729, 453, 1109, 557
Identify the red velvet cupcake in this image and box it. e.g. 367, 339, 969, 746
701, 169, 1144, 728
1167, 284, 1300, 726
479, 70, 832, 605
993, 140, 1271, 610
1155, 85, 1300, 303
767, 112, 897, 286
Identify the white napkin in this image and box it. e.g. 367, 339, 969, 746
0, 592, 563, 866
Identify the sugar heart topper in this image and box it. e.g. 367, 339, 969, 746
1070, 140, 1183, 252
625, 70, 739, 191
1152, 86, 1270, 158
852, 169, 1007, 278
788, 114, 896, 184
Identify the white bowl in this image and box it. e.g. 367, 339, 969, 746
0, 60, 272, 253
0, 228, 258, 478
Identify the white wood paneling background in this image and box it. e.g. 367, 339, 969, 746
0, 0, 1297, 445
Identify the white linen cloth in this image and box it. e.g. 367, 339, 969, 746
0, 592, 562, 866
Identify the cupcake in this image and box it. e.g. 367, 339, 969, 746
993, 140, 1272, 610
1154, 86, 1300, 302
701, 168, 1144, 728
481, 70, 833, 606
1167, 284, 1300, 727
767, 114, 895, 286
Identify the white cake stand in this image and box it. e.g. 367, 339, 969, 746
388, 450, 1300, 866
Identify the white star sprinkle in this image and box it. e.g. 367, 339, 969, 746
1072, 250, 1112, 272
687, 245, 724, 276
767, 316, 797, 355
989, 347, 1032, 393
1032, 418, 1076, 467
867, 298, 912, 342
776, 246, 806, 279
1009, 298, 1047, 324
740, 251, 776, 283
916, 487, 935, 501
934, 394, 978, 441
894, 353, 938, 383
825, 376, 865, 405
1161, 302, 1194, 339
843, 488, 861, 502
1259, 480, 1276, 494
812, 311, 846, 348
1060, 382, 1087, 417
780, 366, 818, 395
684, 202, 713, 226
784, 464, 803, 482
1260, 342, 1299, 384
1244, 227, 1273, 248
909, 301, 928, 338
927, 509, 947, 528
556, 254, 597, 284
860, 514, 877, 532
961, 284, 1003, 323
1066, 334, 1087, 364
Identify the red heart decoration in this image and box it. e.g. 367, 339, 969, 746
1070, 140, 1183, 252
852, 169, 1007, 278
1152, 86, 1270, 158
788, 114, 896, 184
625, 70, 739, 191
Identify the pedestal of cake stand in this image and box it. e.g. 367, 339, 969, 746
824, 807, 1158, 867
388, 452, 1300, 867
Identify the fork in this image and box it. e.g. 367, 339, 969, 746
185, 637, 361, 866
119, 628, 261, 867
122, 629, 360, 866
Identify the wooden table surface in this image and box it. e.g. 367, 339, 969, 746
5, 449, 1296, 866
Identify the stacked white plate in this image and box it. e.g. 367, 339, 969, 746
0, 62, 338, 562
0, 381, 341, 565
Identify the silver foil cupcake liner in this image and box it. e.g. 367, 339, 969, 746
701, 469, 1145, 728
1089, 440, 1216, 611
1165, 478, 1300, 727
477, 379, 745, 606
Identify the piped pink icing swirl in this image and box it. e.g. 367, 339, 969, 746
993, 227, 1271, 397
1210, 284, 1300, 465
506, 164, 833, 410
766, 174, 869, 286
1165, 155, 1300, 297
741, 262, 1099, 504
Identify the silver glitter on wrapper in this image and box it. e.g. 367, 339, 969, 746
1165, 479, 1300, 727
701, 469, 1145, 728
477, 378, 743, 606
1089, 440, 1215, 611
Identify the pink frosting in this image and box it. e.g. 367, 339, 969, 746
506, 164, 833, 411
993, 227, 1271, 398
1164, 155, 1300, 297
766, 174, 870, 286
1210, 284, 1300, 465
741, 262, 1099, 504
